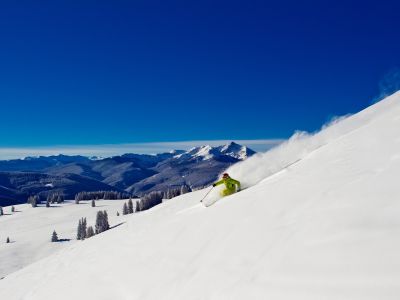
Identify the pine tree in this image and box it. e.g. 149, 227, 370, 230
0, 206, 3, 216
139, 191, 163, 211
122, 203, 128, 215
86, 226, 95, 238
128, 199, 134, 214
95, 210, 110, 234
81, 218, 87, 240
180, 185, 191, 195
95, 211, 102, 234
47, 193, 63, 204
77, 219, 82, 240
103, 211, 109, 230
57, 194, 64, 203
28, 195, 38, 207
51, 230, 58, 242
31, 196, 37, 207
135, 201, 140, 212
91, 199, 96, 207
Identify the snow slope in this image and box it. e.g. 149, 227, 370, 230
1, 92, 400, 299
0, 199, 131, 279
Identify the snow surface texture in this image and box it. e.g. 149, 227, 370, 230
0, 200, 131, 279
1, 92, 400, 299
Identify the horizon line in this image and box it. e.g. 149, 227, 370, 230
0, 139, 285, 160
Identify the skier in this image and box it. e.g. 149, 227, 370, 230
213, 173, 241, 196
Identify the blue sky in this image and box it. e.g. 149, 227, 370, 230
0, 0, 399, 155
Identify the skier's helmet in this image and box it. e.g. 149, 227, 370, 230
222, 173, 230, 179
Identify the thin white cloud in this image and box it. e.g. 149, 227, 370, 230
374, 68, 400, 103
0, 139, 284, 160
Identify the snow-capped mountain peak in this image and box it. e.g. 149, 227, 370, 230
218, 142, 255, 160
192, 145, 213, 159
174, 142, 255, 161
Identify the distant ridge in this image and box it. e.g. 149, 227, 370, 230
0, 142, 255, 205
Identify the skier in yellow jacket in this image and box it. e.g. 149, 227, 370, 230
213, 173, 241, 196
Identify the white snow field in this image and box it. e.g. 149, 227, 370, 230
0, 199, 131, 279
1, 92, 400, 299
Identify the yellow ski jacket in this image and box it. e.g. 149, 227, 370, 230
213, 177, 241, 192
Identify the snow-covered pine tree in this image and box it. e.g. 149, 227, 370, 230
51, 230, 58, 242
95, 211, 102, 234
122, 203, 128, 215
28, 195, 38, 207
103, 211, 109, 230
128, 198, 134, 214
57, 194, 64, 203
139, 191, 163, 211
136, 201, 140, 212
81, 217, 87, 240
47, 193, 62, 204
95, 211, 110, 234
180, 184, 191, 195
77, 219, 83, 240
47, 194, 54, 204
86, 226, 95, 238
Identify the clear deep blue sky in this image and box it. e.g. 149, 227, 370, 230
1, 0, 399, 147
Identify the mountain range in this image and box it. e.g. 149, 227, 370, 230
2, 90, 399, 300
0, 142, 255, 206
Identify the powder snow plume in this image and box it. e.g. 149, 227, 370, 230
222, 91, 400, 190
207, 118, 350, 201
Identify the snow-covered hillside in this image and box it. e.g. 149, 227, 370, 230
1, 92, 400, 299
0, 200, 131, 279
